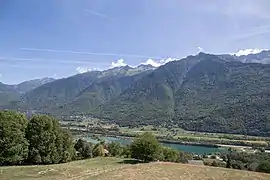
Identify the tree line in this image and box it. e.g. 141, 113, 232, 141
1, 110, 270, 174
203, 148, 270, 173
0, 111, 75, 165
0, 111, 190, 166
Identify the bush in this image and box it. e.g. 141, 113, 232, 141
74, 139, 93, 159
211, 160, 218, 167
193, 155, 203, 160
247, 162, 259, 171
92, 144, 105, 157
231, 160, 245, 170
107, 142, 123, 157
160, 147, 179, 162
130, 132, 161, 162
121, 145, 131, 158
178, 152, 193, 163
257, 161, 270, 173
203, 161, 212, 166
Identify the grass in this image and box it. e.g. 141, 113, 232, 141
1, 158, 270, 180
0, 157, 126, 180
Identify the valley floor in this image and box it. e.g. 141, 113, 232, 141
1, 157, 270, 180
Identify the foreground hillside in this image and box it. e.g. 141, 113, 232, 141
1, 158, 270, 180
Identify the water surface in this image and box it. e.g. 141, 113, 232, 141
84, 136, 225, 154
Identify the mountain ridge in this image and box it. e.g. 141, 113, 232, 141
16, 64, 156, 112
0, 77, 55, 107
2, 51, 270, 136
93, 52, 270, 135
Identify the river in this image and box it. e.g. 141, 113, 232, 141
83, 135, 226, 155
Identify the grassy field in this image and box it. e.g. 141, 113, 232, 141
1, 158, 270, 180
62, 118, 270, 148
119, 126, 270, 147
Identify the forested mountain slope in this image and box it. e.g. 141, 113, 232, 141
59, 70, 153, 114
174, 58, 270, 135
96, 53, 270, 135
95, 53, 207, 124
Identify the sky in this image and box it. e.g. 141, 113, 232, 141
1, 0, 270, 84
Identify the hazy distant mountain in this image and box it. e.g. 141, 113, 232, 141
18, 65, 155, 111
0, 82, 19, 106
99, 65, 156, 77
0, 78, 55, 106
234, 50, 270, 64
58, 70, 153, 115
14, 77, 55, 93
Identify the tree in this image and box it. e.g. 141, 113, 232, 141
60, 129, 76, 162
107, 142, 123, 157
226, 156, 232, 168
130, 132, 161, 162
257, 161, 270, 173
178, 151, 192, 163
92, 143, 105, 157
26, 115, 75, 164
0, 111, 29, 165
74, 139, 93, 159
231, 160, 245, 170
121, 145, 131, 158
160, 147, 179, 162
226, 149, 232, 168
247, 162, 259, 171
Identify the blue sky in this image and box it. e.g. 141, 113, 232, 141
1, 0, 270, 84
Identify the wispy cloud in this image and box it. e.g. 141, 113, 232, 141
110, 57, 178, 69
197, 0, 270, 19
76, 67, 90, 74
140, 59, 161, 67
194, 0, 270, 41
230, 24, 270, 40
83, 9, 111, 19
2, 64, 66, 69
75, 67, 100, 74
197, 47, 204, 53
232, 48, 268, 56
20, 48, 163, 59
110, 59, 127, 68
223, 0, 270, 19
138, 57, 178, 67
0, 56, 108, 65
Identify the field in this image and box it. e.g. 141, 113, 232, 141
61, 118, 270, 148
119, 126, 270, 147
1, 158, 270, 180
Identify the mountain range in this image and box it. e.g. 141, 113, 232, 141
1, 50, 270, 136
0, 78, 55, 106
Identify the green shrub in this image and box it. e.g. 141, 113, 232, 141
107, 142, 123, 157
130, 132, 161, 162
93, 144, 105, 157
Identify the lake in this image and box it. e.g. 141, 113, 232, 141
83, 135, 226, 155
